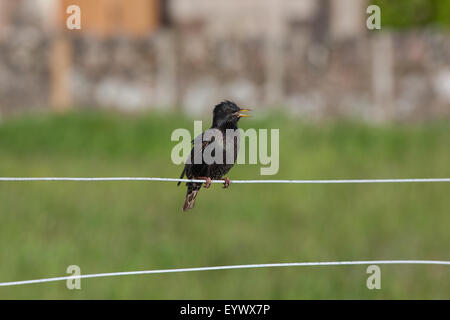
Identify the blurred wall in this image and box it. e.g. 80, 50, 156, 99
0, 0, 449, 121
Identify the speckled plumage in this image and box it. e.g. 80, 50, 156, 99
178, 101, 248, 211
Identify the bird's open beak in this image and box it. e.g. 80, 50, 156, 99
236, 108, 251, 118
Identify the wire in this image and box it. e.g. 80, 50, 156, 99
0, 177, 449, 183
0, 260, 449, 287
0, 177, 448, 287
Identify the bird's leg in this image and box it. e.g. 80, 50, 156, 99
223, 177, 231, 189
197, 176, 212, 189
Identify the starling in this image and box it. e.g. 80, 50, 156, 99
178, 100, 251, 211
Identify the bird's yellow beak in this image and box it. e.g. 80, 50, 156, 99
237, 108, 251, 118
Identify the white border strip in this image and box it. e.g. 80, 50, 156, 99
0, 260, 449, 287
0, 177, 449, 183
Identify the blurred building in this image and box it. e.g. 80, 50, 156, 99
0, 0, 449, 121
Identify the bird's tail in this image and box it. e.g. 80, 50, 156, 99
177, 168, 186, 186
182, 183, 201, 212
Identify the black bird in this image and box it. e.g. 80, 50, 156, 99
178, 100, 251, 211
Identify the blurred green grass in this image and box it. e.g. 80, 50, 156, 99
0, 110, 448, 299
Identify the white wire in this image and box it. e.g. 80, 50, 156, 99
0, 260, 449, 287
0, 177, 449, 183
0, 178, 448, 287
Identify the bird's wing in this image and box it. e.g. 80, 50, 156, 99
177, 167, 186, 186
177, 131, 216, 186
190, 130, 216, 163
191, 130, 216, 146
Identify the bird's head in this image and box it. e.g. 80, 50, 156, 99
212, 100, 251, 128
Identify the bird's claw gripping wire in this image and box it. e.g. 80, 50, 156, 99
197, 177, 212, 189
196, 177, 229, 188
223, 177, 231, 189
